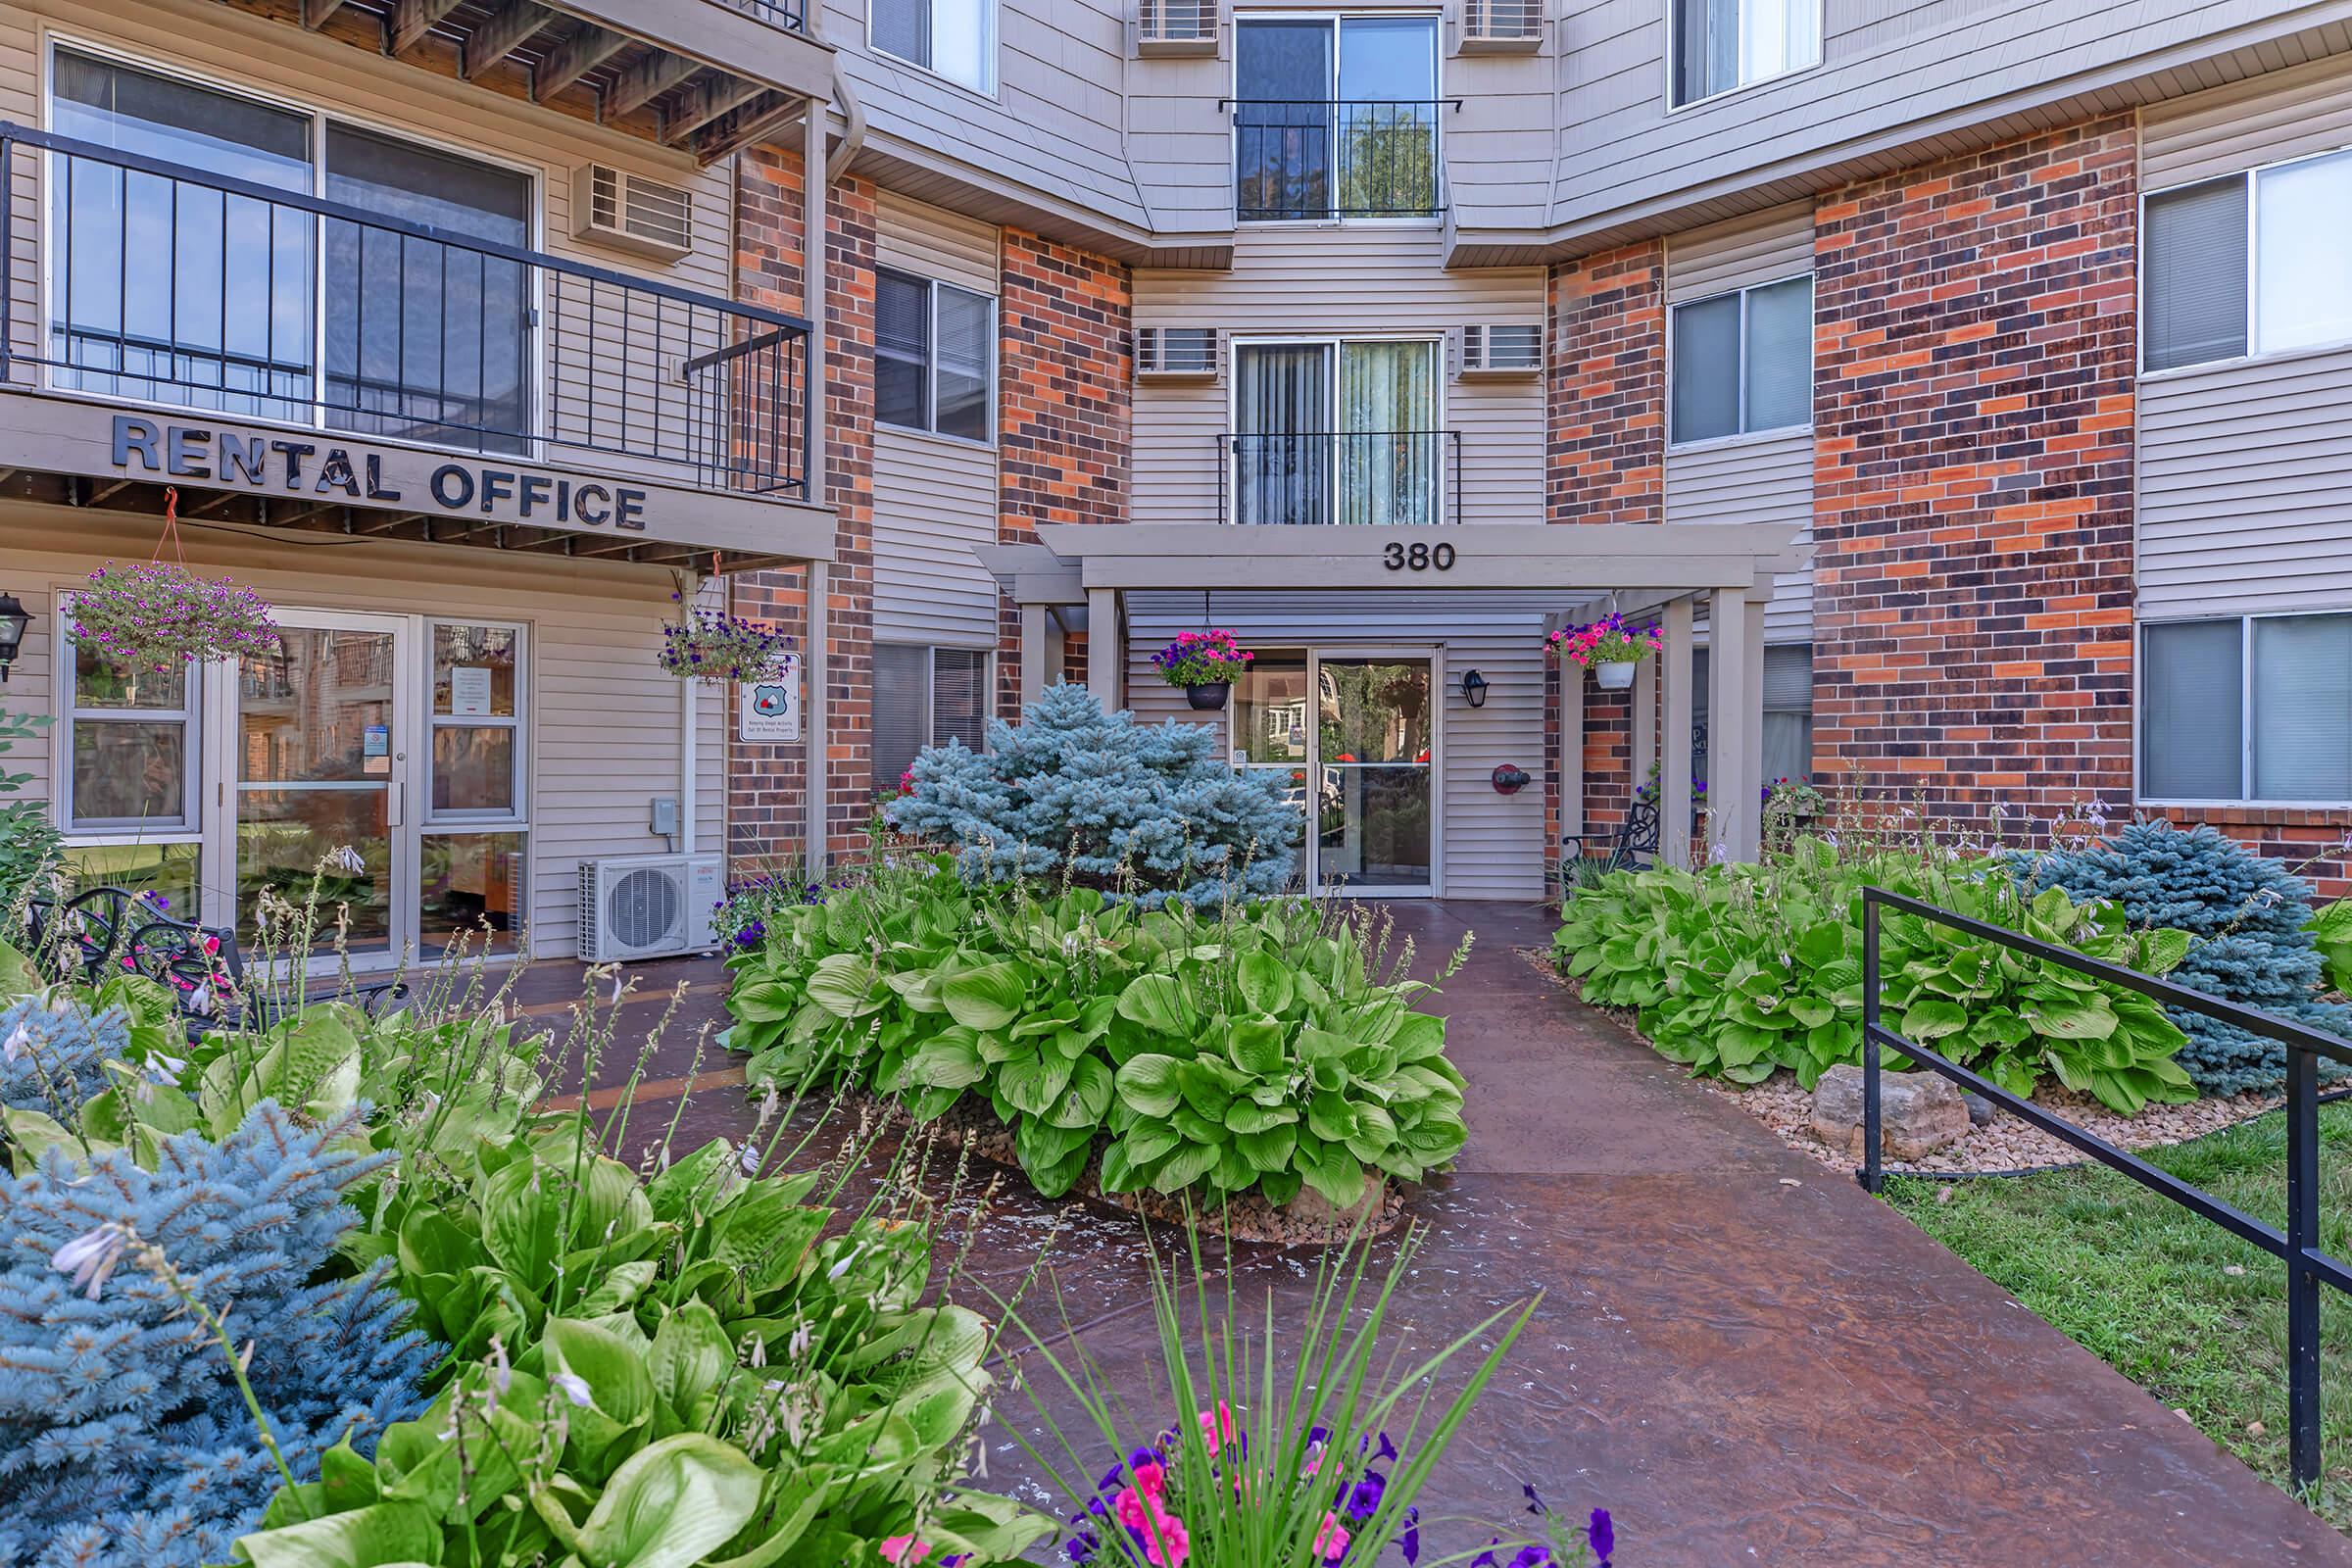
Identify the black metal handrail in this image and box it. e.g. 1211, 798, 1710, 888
1226, 100, 1452, 220
1217, 430, 1461, 525
718, 0, 810, 30
0, 122, 812, 502
1859, 885, 2352, 1490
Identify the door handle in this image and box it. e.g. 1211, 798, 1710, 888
387, 779, 405, 830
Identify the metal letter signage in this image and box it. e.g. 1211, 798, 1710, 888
737, 654, 803, 744
1381, 540, 1456, 572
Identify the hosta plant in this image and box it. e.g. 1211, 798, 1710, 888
1555, 840, 2199, 1114
723, 856, 1470, 1210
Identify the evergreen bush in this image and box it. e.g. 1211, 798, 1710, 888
0, 1102, 434, 1568
2022, 820, 2352, 1095
1, 992, 122, 1124
886, 682, 1301, 907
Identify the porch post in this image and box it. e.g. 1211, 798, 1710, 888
1707, 585, 1762, 862
1020, 603, 1050, 704
1659, 595, 1694, 869
1631, 647, 1656, 793
1560, 639, 1584, 865
805, 559, 829, 877
1087, 586, 1120, 709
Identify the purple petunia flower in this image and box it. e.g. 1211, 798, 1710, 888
1587, 1508, 1613, 1566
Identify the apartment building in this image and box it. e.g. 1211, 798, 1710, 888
0, 0, 839, 959
763, 0, 2352, 899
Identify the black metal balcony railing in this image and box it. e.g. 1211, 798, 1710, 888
1227, 100, 1451, 220
719, 0, 811, 32
0, 122, 812, 503
1218, 431, 1461, 525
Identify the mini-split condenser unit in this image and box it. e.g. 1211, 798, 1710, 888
578, 853, 723, 961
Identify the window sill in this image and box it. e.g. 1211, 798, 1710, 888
1665, 57, 1824, 116
875, 421, 1000, 456
865, 42, 1000, 105
2137, 798, 2352, 814
1665, 423, 1813, 457
2139, 332, 2352, 384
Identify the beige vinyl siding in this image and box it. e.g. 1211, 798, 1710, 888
2136, 62, 2352, 619
1124, 590, 1552, 900
1, 0, 737, 480
872, 193, 1003, 647
1664, 212, 1814, 641
1133, 228, 1546, 528
0, 503, 719, 958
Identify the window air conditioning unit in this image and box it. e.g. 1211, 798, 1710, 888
572, 165, 695, 263
1139, 326, 1220, 379
1460, 0, 1544, 53
1139, 0, 1219, 56
578, 853, 723, 961
1458, 322, 1543, 376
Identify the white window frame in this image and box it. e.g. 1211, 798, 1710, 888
1226, 331, 1448, 525
1230, 11, 1446, 228
2139, 142, 2352, 379
52, 592, 206, 838
423, 618, 528, 828
866, 0, 1000, 98
40, 36, 547, 462
874, 642, 993, 786
1666, 0, 1825, 112
874, 266, 998, 447
2136, 611, 2352, 809
1664, 271, 1814, 450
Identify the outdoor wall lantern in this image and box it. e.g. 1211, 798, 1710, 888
0, 592, 29, 682
1460, 668, 1489, 708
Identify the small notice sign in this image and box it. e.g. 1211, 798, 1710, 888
738, 654, 802, 744
450, 665, 494, 717
362, 723, 391, 776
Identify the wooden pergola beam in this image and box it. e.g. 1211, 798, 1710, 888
463, 0, 556, 80
534, 23, 628, 103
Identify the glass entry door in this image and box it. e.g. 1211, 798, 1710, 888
217, 612, 415, 960
1311, 654, 1436, 895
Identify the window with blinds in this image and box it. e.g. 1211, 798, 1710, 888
1690, 641, 1814, 784
875, 267, 996, 443
2145, 148, 2352, 372
2142, 614, 2352, 804
872, 644, 992, 792
1670, 274, 1812, 444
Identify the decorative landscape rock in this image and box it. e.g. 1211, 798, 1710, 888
1809, 1064, 1972, 1160
1962, 1089, 1996, 1127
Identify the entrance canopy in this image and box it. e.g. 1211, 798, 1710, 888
979, 520, 1808, 865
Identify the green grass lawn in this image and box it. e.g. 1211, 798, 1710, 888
1885, 1103, 2352, 1531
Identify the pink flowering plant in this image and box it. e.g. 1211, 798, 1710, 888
660, 596, 795, 682
1150, 629, 1254, 689
1544, 614, 1660, 670
1003, 1225, 1597, 1568
69, 562, 278, 674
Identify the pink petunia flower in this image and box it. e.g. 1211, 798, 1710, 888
1314, 1512, 1350, 1561
879, 1537, 931, 1566
1198, 1400, 1235, 1456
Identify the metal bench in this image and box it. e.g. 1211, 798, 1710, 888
1560, 797, 1662, 885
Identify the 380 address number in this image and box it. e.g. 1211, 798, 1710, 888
1382, 541, 1455, 572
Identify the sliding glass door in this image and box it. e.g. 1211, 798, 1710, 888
1234, 16, 1441, 220
1232, 339, 1441, 525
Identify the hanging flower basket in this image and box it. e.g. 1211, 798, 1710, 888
70, 561, 279, 674
1547, 613, 1660, 691
1151, 629, 1253, 710
659, 602, 795, 682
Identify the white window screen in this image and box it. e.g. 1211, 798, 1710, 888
2255, 152, 2352, 358
1672, 275, 1812, 443
873, 0, 932, 71
2141, 619, 2243, 800
2252, 614, 2352, 801
935, 284, 994, 443
2144, 176, 2248, 371
1671, 294, 1740, 442
1742, 276, 1812, 432
875, 269, 930, 432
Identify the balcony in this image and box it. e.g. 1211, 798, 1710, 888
1218, 432, 1461, 526
220, 1, 833, 162
1230, 101, 1449, 221
0, 123, 823, 570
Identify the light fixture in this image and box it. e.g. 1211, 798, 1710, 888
1460, 668, 1488, 708
0, 592, 29, 683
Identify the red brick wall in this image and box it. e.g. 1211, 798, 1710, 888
1811, 118, 2139, 835
997, 229, 1131, 717
1545, 242, 1664, 861
727, 149, 878, 871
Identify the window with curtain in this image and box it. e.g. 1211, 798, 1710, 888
871, 0, 996, 93
875, 268, 995, 442
1234, 16, 1439, 220
1233, 339, 1438, 524
2146, 149, 2352, 371
872, 645, 991, 791
1673, 0, 1821, 107
1670, 274, 1812, 443
2142, 614, 2352, 803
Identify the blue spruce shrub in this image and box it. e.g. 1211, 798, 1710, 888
1, 992, 123, 1122
2022, 820, 2352, 1095
887, 681, 1301, 907
0, 1102, 435, 1568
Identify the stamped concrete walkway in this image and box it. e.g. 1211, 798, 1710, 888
541, 900, 2348, 1565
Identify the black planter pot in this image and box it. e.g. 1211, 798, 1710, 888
1186, 681, 1231, 711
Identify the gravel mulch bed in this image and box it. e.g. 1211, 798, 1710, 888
1514, 945, 2287, 1177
